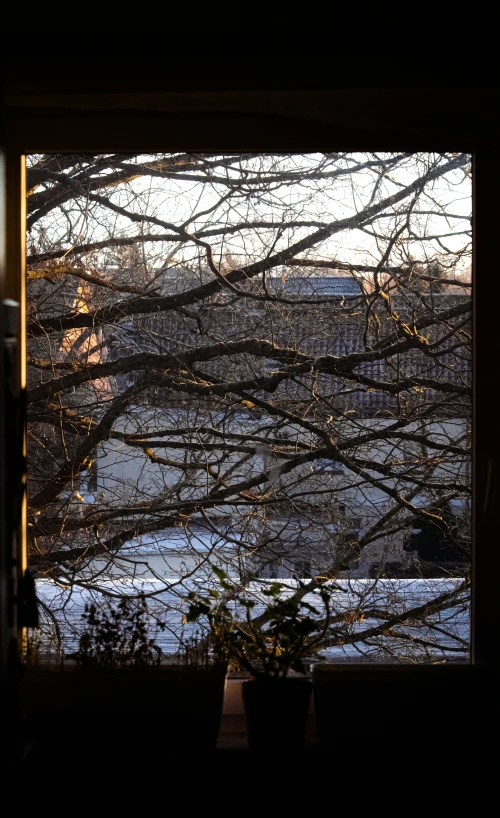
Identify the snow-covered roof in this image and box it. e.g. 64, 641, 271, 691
118, 528, 241, 556
34, 577, 470, 662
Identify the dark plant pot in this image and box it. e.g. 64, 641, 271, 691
312, 663, 490, 750
242, 676, 312, 752
19, 665, 227, 753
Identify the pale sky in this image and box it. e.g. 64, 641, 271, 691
28, 152, 472, 279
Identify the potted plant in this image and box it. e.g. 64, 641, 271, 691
18, 592, 227, 754
186, 574, 332, 752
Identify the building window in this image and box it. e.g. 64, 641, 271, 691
87, 461, 98, 493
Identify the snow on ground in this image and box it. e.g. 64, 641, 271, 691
34, 575, 469, 664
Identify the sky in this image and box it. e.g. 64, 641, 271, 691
28, 152, 472, 281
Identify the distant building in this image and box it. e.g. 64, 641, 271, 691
39, 272, 470, 583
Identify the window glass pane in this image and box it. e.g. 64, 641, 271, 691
26, 153, 472, 665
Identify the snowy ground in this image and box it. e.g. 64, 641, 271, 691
33, 576, 470, 665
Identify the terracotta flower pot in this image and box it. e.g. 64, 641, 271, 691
242, 676, 312, 752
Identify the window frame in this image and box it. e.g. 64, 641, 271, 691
2, 79, 497, 667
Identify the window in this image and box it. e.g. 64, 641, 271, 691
86, 461, 98, 493
315, 459, 343, 475
23, 150, 472, 665
1, 77, 497, 670
293, 560, 311, 579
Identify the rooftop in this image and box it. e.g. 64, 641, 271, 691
267, 275, 364, 297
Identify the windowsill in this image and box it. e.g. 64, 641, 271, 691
216, 714, 320, 750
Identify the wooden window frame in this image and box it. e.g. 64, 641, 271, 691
2, 79, 498, 668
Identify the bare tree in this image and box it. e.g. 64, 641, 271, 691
26, 152, 472, 662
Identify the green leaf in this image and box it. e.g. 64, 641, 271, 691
211, 564, 228, 580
